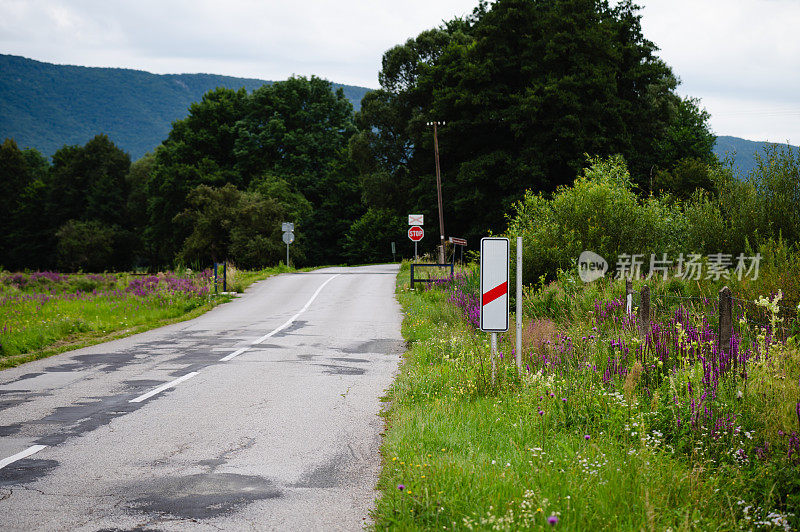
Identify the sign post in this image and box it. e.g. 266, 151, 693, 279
449, 237, 467, 265
282, 222, 294, 266
480, 237, 510, 384
391, 241, 396, 262
408, 215, 423, 261
408, 225, 424, 261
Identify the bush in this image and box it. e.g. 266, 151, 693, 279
507, 155, 687, 281
343, 208, 405, 264
55, 220, 125, 272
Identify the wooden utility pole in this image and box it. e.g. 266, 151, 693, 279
427, 121, 446, 263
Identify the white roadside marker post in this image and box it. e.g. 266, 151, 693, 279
480, 237, 510, 386
516, 237, 523, 374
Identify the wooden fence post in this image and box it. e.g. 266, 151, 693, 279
639, 285, 650, 331
719, 286, 733, 359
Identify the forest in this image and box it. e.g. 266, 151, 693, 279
1, 0, 795, 273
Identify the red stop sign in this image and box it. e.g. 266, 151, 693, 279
408, 225, 424, 242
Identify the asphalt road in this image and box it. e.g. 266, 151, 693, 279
0, 264, 403, 531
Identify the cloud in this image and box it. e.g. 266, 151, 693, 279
640, 0, 800, 143
1, 0, 798, 142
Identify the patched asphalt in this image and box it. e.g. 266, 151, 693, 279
0, 264, 402, 530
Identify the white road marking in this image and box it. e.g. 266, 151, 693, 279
219, 347, 249, 362
0, 445, 47, 470
219, 274, 341, 361
129, 372, 199, 403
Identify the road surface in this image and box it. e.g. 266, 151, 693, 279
0, 264, 403, 530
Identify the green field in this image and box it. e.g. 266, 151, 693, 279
0, 265, 293, 368
373, 263, 799, 530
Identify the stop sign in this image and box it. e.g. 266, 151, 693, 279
408, 225, 424, 242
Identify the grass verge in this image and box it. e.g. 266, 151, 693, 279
0, 265, 299, 369
372, 263, 797, 530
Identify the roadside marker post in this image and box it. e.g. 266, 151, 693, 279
516, 237, 523, 374
480, 237, 510, 384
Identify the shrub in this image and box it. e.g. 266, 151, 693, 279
507, 155, 687, 281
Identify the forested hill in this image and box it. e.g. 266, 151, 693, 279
712, 135, 800, 176
0, 54, 371, 159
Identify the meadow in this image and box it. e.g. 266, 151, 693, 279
0, 265, 293, 367
373, 261, 800, 530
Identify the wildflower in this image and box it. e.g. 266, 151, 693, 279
548, 515, 559, 525
397, 484, 405, 491
561, 398, 567, 402
584, 435, 591, 441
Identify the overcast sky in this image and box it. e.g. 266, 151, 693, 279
2, 0, 798, 144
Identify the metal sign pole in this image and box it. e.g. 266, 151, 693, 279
414, 242, 418, 262
491, 332, 497, 385
516, 237, 523, 373
286, 243, 290, 267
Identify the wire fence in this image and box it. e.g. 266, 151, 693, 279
628, 285, 789, 343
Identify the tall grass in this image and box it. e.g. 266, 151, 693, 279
373, 263, 799, 530
0, 266, 294, 366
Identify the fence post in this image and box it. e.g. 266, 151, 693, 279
719, 286, 733, 360
625, 279, 633, 315
639, 285, 650, 332
410, 263, 415, 290
214, 263, 218, 294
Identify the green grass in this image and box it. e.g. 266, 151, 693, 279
373, 264, 798, 530
0, 265, 298, 368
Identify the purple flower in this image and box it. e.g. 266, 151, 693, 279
561, 398, 567, 402
548, 515, 559, 525
584, 435, 590, 441
538, 410, 544, 416
397, 484, 405, 491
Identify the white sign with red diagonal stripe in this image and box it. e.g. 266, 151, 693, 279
480, 237, 509, 332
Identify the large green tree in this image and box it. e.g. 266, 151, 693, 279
175, 184, 291, 268
146, 77, 361, 267
0, 138, 36, 268
355, 0, 715, 244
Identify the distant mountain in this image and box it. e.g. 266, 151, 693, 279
0, 54, 371, 159
713, 135, 799, 177
3, 54, 797, 173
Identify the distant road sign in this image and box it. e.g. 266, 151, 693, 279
408, 214, 424, 226
449, 237, 467, 246
480, 237, 509, 332
408, 226, 424, 242
282, 222, 294, 232
282, 231, 295, 244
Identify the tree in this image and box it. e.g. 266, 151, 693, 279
344, 208, 406, 264
48, 135, 131, 229
55, 219, 121, 272
175, 184, 288, 268
355, 0, 716, 243
0, 138, 32, 267
146, 77, 362, 267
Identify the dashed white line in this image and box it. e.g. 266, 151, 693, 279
219, 274, 340, 361
129, 372, 199, 403
219, 347, 249, 362
0, 445, 47, 470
